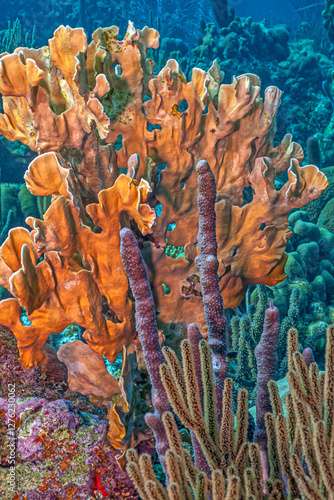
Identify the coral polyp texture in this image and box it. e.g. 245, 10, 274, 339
0, 22, 328, 368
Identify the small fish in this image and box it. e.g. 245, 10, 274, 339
226, 351, 237, 363
171, 103, 181, 118
179, 429, 192, 444
147, 58, 155, 70
173, 71, 187, 84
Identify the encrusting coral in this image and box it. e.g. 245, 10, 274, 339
0, 325, 139, 499
0, 22, 328, 370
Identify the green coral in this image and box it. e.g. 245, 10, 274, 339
323, 0, 334, 42
18, 184, 40, 219
0, 19, 35, 54
229, 285, 270, 401
1, 183, 19, 226
318, 197, 334, 233
102, 89, 133, 123
301, 166, 334, 223
165, 244, 185, 258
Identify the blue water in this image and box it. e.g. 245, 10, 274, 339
0, 0, 326, 46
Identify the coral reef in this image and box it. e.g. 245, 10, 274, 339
0, 397, 136, 499
192, 19, 290, 67
1, 0, 214, 50
0, 23, 326, 371
122, 181, 334, 497
275, 210, 334, 350
299, 165, 334, 224
2, 9, 334, 169
231, 261, 333, 394
230, 192, 334, 392
177, 17, 332, 152
0, 17, 333, 500
121, 168, 334, 497
323, 0, 334, 42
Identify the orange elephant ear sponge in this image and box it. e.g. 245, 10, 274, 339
0, 152, 155, 368
0, 22, 329, 367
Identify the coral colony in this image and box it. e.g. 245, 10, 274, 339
0, 13, 333, 500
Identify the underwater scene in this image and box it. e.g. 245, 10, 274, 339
1, 0, 334, 498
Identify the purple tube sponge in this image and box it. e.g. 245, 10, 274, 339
254, 300, 279, 460
120, 227, 170, 467
195, 160, 228, 422
302, 347, 315, 368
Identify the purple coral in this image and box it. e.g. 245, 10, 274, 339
254, 300, 280, 478
302, 347, 315, 368
0, 396, 137, 499
120, 227, 170, 468
195, 160, 228, 422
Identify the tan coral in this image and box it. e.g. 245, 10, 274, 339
0, 246, 109, 367
24, 152, 70, 198
0, 227, 38, 273
0, 53, 44, 101
0, 95, 36, 148
49, 26, 87, 90
0, 154, 155, 367
57, 340, 120, 398
0, 22, 328, 360
0, 25, 111, 154
58, 339, 138, 454
144, 64, 327, 311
